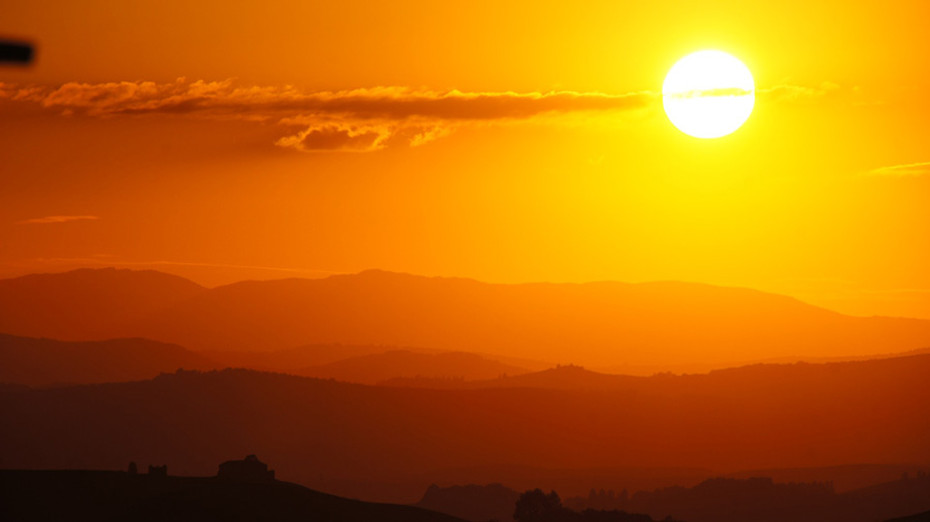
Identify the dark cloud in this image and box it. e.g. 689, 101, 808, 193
1, 79, 654, 151
278, 124, 387, 152
1, 78, 840, 151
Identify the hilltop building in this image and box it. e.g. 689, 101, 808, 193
217, 454, 275, 482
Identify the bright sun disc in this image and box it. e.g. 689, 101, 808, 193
663, 50, 755, 139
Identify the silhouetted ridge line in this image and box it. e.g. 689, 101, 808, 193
616, 473, 930, 522
0, 463, 466, 522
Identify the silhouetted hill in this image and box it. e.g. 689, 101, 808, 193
422, 474, 930, 522
382, 365, 641, 390
843, 472, 930, 520
0, 469, 466, 522
204, 344, 543, 378
201, 344, 445, 372
410, 466, 713, 510
0, 330, 537, 389
2, 355, 928, 503
599, 346, 930, 377
0, 333, 217, 387
725, 463, 930, 492
621, 474, 930, 522
297, 350, 529, 385
416, 483, 521, 522
389, 355, 930, 401
0, 268, 205, 341
5, 268, 930, 368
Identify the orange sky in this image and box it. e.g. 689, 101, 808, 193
2, 0, 930, 318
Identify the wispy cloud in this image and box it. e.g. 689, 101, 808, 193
867, 161, 930, 177
33, 256, 343, 277
18, 215, 100, 225
1, 79, 655, 151
664, 87, 754, 99
759, 81, 840, 102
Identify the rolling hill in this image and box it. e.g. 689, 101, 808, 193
200, 344, 444, 372
0, 333, 216, 387
0, 332, 533, 388
2, 355, 928, 503
296, 350, 530, 384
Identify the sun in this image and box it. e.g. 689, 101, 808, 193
663, 50, 755, 139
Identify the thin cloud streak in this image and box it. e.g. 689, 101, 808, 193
18, 215, 100, 225
664, 87, 754, 99
758, 81, 841, 102
868, 161, 930, 177
33, 256, 344, 276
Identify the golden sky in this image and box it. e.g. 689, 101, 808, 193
2, 0, 930, 318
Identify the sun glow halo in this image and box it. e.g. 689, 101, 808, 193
663, 50, 755, 139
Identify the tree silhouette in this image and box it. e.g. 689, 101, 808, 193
514, 489, 564, 522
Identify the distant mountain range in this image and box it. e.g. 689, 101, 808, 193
3, 355, 928, 503
3, 268, 930, 369
0, 268, 203, 341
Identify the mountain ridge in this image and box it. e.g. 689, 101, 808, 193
4, 267, 930, 368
